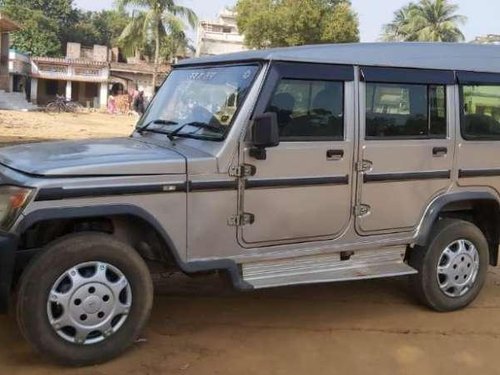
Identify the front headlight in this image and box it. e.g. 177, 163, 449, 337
0, 186, 34, 230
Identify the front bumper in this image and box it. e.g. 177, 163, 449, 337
0, 234, 17, 313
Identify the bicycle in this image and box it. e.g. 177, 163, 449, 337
46, 95, 84, 113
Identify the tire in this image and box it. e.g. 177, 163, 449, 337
16, 232, 153, 366
67, 102, 83, 113
409, 219, 489, 312
46, 102, 62, 113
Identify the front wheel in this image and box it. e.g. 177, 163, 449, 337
16, 232, 153, 365
409, 219, 489, 312
66, 101, 84, 113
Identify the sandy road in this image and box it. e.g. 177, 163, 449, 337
0, 272, 500, 375
0, 111, 500, 375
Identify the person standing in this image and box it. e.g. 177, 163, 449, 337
133, 91, 145, 116
107, 93, 117, 114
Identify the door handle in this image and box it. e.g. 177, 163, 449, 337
432, 147, 448, 157
326, 149, 344, 161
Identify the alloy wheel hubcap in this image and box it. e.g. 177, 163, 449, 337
47, 261, 132, 345
436, 239, 480, 298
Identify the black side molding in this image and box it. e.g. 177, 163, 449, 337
459, 169, 500, 178
35, 176, 351, 201
246, 176, 349, 189
188, 180, 238, 192
364, 170, 451, 183
36, 183, 187, 201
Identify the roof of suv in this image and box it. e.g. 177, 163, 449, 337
176, 43, 500, 74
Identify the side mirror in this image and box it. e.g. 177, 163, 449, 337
250, 112, 280, 160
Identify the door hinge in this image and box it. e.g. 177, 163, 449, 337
229, 164, 256, 178
356, 160, 373, 172
354, 204, 371, 217
228, 213, 255, 226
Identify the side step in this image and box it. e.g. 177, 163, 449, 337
242, 246, 417, 289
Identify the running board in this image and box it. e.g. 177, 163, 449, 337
242, 247, 417, 289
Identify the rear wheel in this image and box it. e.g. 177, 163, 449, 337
409, 219, 489, 312
16, 232, 153, 365
46, 102, 62, 113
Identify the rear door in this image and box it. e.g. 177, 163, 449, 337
239, 62, 355, 246
356, 67, 456, 234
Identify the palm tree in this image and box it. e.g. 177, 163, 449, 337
117, 11, 150, 58
161, 15, 195, 63
382, 3, 418, 41
381, 0, 466, 42
117, 0, 198, 88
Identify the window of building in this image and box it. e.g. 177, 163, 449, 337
222, 26, 232, 33
462, 85, 500, 140
366, 83, 446, 139
265, 79, 344, 141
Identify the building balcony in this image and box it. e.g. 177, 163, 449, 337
31, 57, 109, 83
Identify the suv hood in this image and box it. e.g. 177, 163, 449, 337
0, 138, 186, 176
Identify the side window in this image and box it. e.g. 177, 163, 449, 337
366, 83, 446, 139
462, 85, 500, 140
266, 79, 344, 141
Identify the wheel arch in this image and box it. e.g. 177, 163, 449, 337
415, 191, 500, 266
15, 204, 251, 290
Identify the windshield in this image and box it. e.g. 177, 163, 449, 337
137, 64, 260, 140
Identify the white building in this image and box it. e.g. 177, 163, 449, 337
196, 8, 248, 57
30, 43, 110, 108
472, 34, 500, 45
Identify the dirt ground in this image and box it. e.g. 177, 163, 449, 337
0, 110, 135, 147
1, 111, 500, 375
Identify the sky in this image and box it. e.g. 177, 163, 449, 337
75, 0, 500, 42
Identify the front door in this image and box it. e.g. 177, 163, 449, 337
239, 62, 355, 246
356, 67, 455, 234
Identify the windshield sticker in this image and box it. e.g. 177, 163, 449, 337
189, 71, 217, 81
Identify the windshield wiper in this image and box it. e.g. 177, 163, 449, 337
137, 119, 178, 134
166, 121, 225, 141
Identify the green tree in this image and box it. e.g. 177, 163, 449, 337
66, 9, 131, 47
117, 11, 151, 59
161, 15, 194, 63
236, 0, 359, 49
0, 0, 75, 56
117, 0, 198, 88
5, 7, 61, 56
0, 0, 77, 56
382, 0, 466, 42
1, 0, 132, 56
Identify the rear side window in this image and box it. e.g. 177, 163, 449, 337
462, 85, 500, 140
366, 83, 446, 139
266, 79, 344, 141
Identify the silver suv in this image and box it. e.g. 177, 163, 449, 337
1, 43, 499, 365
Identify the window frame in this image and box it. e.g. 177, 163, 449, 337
267, 77, 346, 142
364, 82, 448, 141
251, 61, 354, 143
361, 66, 453, 141
459, 83, 500, 141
